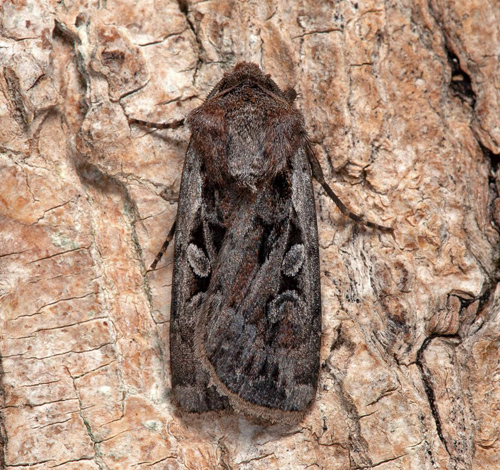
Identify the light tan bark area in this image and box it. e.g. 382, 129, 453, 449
1, 0, 499, 468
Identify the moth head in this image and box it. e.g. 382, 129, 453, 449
203, 62, 291, 105
186, 62, 299, 134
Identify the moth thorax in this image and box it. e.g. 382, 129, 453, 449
226, 116, 278, 190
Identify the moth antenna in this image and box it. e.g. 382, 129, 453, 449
150, 220, 177, 270
130, 118, 185, 130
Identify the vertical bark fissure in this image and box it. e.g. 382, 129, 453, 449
66, 367, 108, 470
0, 354, 7, 470
176, 0, 203, 85
416, 337, 451, 457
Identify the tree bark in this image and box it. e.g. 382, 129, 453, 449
1, 0, 499, 469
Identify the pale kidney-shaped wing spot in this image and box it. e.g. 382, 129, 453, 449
281, 244, 305, 277
268, 290, 304, 323
187, 243, 211, 277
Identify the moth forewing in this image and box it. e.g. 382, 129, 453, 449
147, 62, 392, 423
169, 62, 321, 422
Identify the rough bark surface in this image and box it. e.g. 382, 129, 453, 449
1, 0, 499, 469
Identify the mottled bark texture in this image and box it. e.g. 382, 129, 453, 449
0, 0, 499, 469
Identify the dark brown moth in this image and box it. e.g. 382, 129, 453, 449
146, 62, 391, 423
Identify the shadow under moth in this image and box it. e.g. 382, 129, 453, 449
145, 62, 391, 423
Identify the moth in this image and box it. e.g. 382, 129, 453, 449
145, 62, 391, 423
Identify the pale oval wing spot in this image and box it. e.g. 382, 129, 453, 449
281, 244, 305, 277
187, 243, 211, 277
